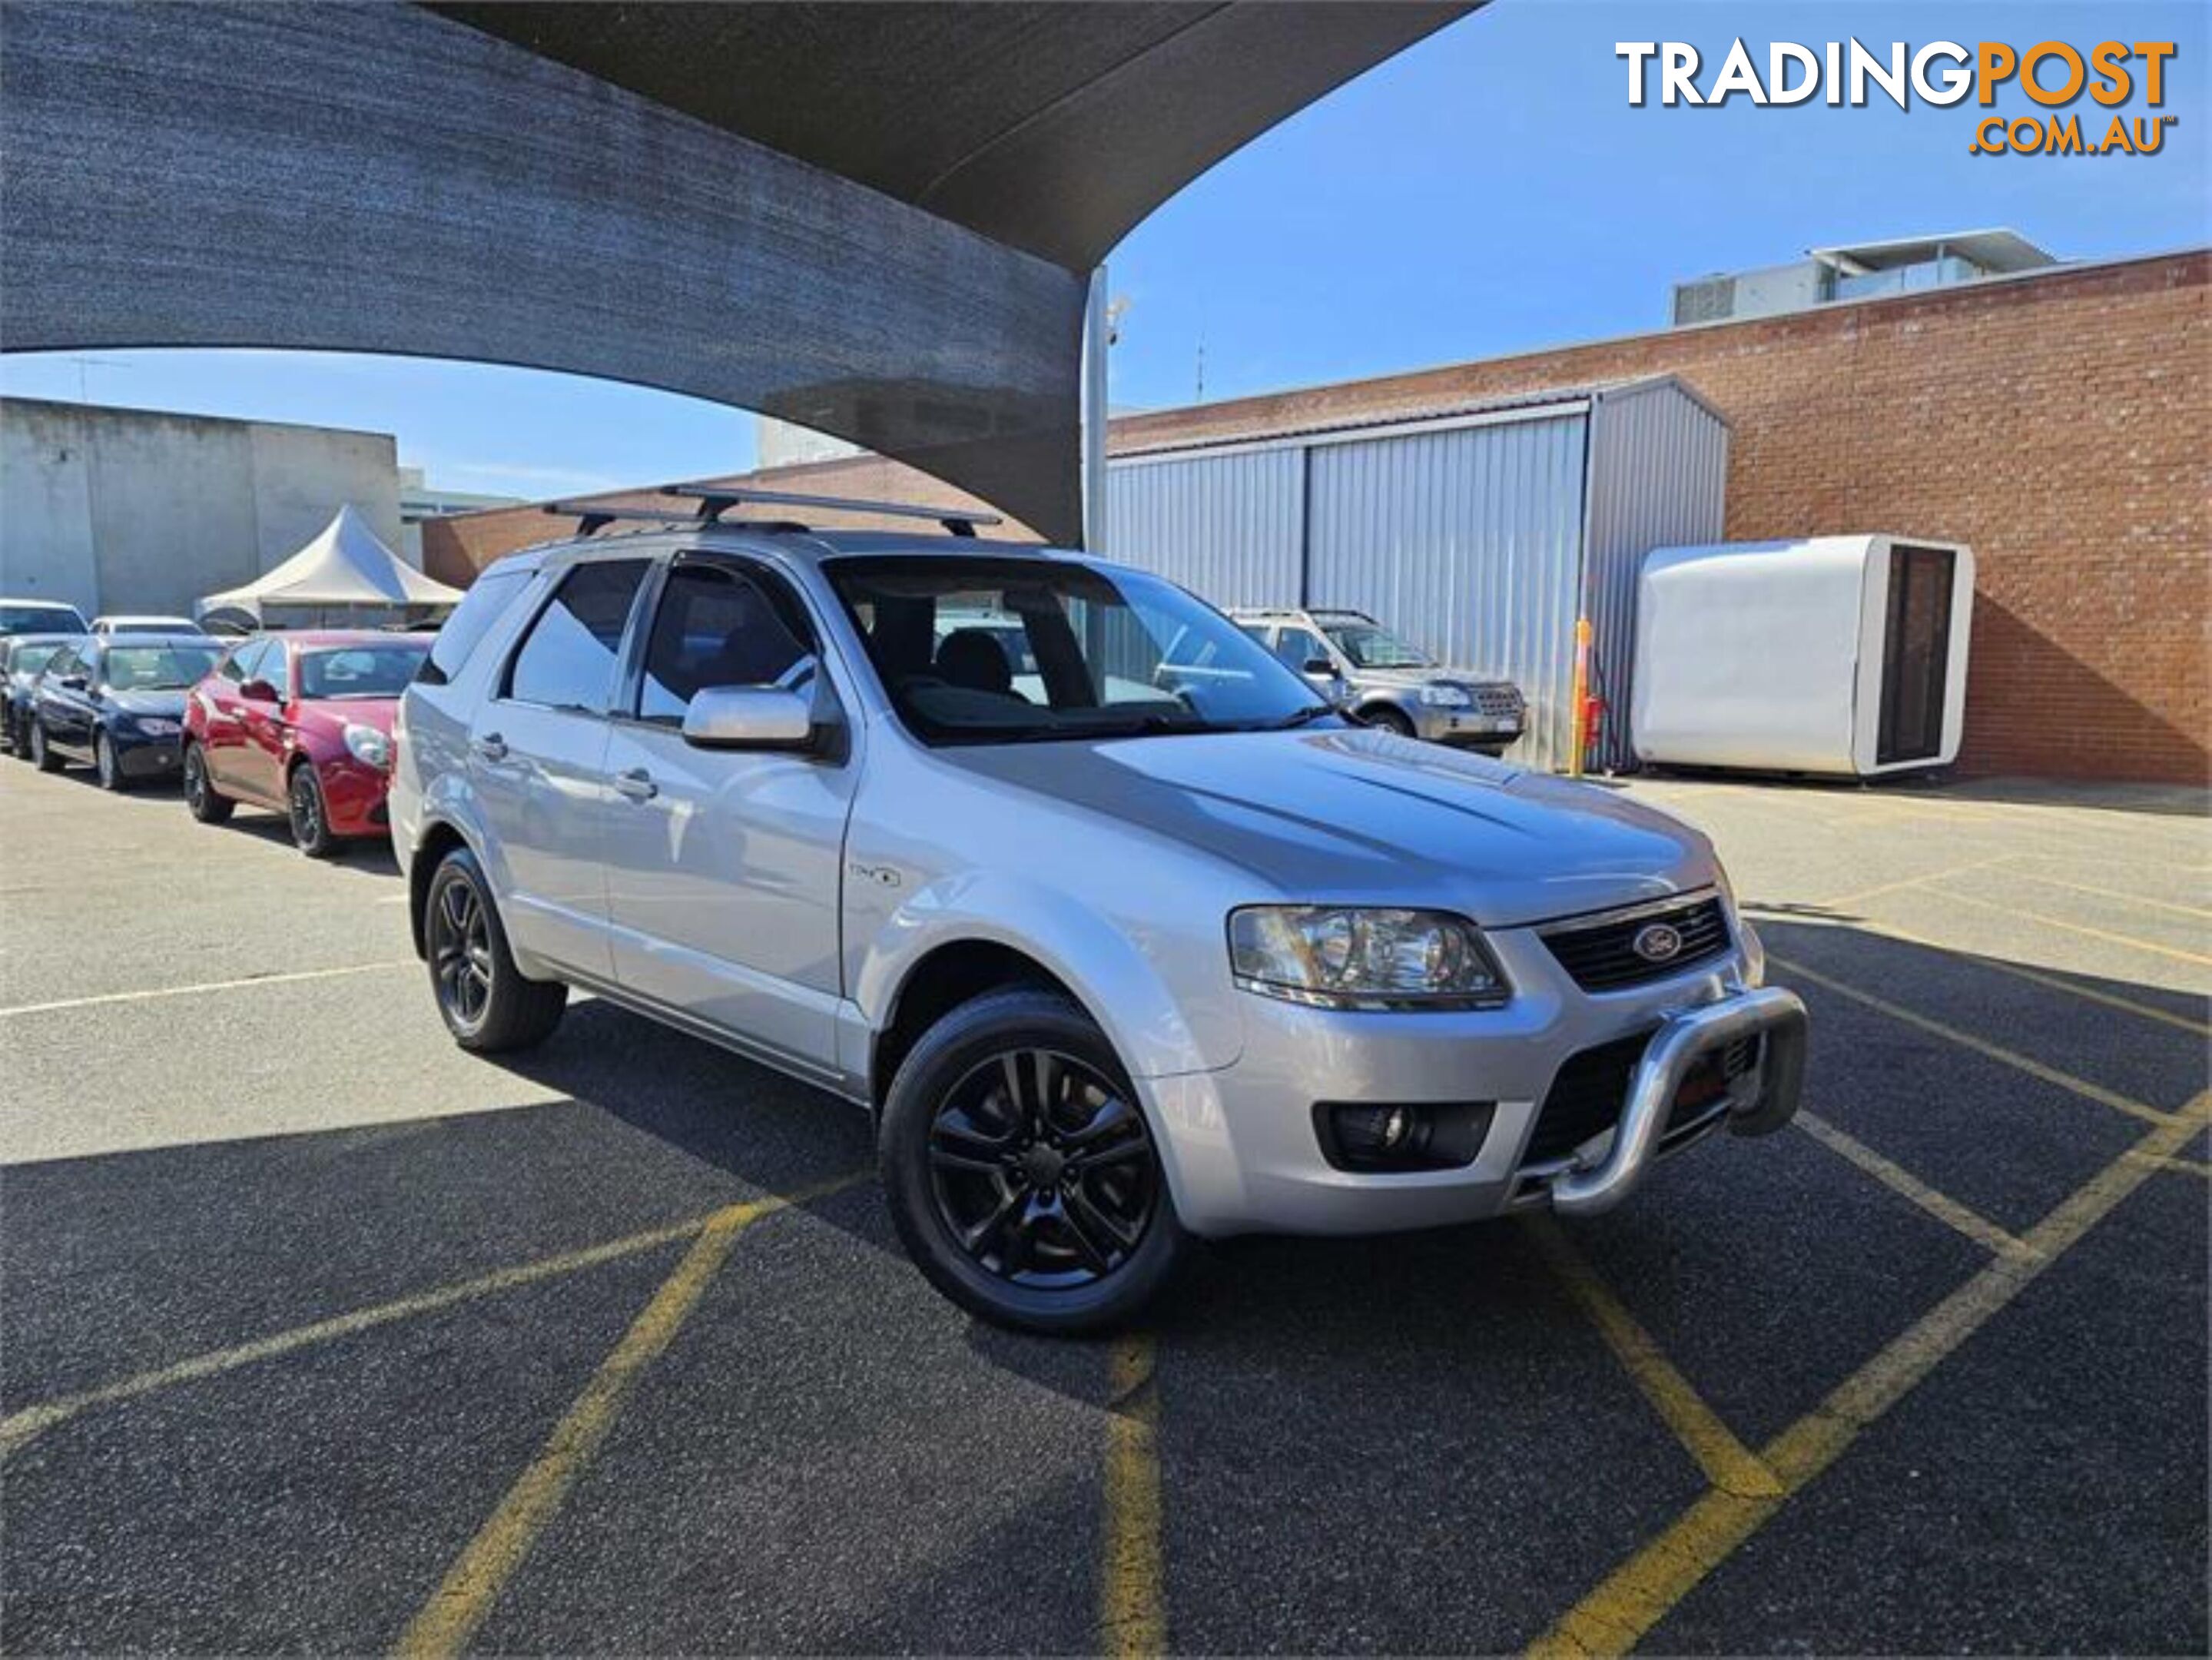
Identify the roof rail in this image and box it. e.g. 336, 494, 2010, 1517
666, 484, 1002, 539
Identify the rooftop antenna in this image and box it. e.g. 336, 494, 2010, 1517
1195, 341, 1205, 403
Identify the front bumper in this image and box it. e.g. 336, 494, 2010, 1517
111, 730, 184, 779
316, 757, 397, 838
1414, 706, 1523, 748
1136, 919, 1806, 1238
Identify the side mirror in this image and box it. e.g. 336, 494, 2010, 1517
58, 673, 88, 691
682, 685, 817, 752
240, 678, 279, 702
1302, 656, 1334, 677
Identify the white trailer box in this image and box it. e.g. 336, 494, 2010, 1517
1632, 535, 1974, 777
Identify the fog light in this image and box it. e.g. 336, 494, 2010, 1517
1316, 1101, 1495, 1172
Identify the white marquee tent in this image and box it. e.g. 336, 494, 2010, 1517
197, 505, 464, 625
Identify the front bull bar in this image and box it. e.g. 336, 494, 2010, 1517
1550, 986, 1809, 1218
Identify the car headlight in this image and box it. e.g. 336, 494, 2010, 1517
343, 722, 392, 769
1228, 906, 1510, 1010
1418, 684, 1472, 708
128, 716, 181, 737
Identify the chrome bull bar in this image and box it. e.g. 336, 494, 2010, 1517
1550, 986, 1809, 1218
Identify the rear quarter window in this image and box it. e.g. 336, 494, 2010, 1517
420, 567, 532, 686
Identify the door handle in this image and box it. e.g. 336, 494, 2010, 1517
471, 733, 508, 762
612, 768, 657, 802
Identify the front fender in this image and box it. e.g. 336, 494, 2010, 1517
851, 869, 1243, 1084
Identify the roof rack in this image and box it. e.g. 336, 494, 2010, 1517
546, 485, 1004, 540
667, 484, 1002, 540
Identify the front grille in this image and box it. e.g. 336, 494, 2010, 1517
1523, 1031, 1758, 1166
1474, 686, 1521, 719
1541, 896, 1730, 992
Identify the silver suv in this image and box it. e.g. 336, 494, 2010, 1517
1231, 606, 1525, 753
390, 492, 1806, 1333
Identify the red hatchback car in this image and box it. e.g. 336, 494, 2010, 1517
181, 630, 433, 856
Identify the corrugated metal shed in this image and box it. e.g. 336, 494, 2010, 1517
1104, 376, 1727, 771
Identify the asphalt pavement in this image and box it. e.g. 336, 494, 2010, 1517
2, 754, 2204, 1655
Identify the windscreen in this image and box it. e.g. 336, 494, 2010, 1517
300, 644, 431, 700
8, 642, 65, 675
104, 645, 221, 691
827, 558, 1332, 746
1322, 620, 1434, 669
0, 605, 84, 634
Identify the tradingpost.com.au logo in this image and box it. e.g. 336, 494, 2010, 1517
1617, 38, 2179, 156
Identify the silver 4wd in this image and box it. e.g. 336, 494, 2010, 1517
390, 490, 1806, 1334
1230, 606, 1526, 753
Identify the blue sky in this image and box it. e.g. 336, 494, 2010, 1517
3, 0, 2202, 499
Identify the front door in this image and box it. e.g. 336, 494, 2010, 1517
196, 639, 261, 795
231, 638, 292, 804
469, 557, 650, 980
601, 558, 856, 1072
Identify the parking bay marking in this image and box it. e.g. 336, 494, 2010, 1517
1099, 1333, 1166, 1659
1792, 1111, 2039, 1262
393, 1172, 865, 1660
1745, 908, 2210, 1039
1767, 956, 2183, 1129
1992, 866, 2212, 924
1913, 883, 2212, 971
0, 960, 416, 1019
1526, 1217, 1782, 1499
0, 1208, 741, 1459
1529, 1091, 2212, 1658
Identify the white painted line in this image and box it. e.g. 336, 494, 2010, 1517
0, 961, 416, 1018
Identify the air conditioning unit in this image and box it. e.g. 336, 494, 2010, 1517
1631, 535, 1974, 778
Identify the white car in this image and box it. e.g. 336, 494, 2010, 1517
390, 490, 1807, 1333
91, 613, 201, 636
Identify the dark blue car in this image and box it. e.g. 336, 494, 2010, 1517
28, 632, 223, 790
2, 633, 84, 757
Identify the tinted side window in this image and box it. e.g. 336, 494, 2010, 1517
260, 641, 291, 696
216, 644, 249, 684
45, 647, 78, 679
421, 566, 532, 686
638, 565, 813, 725
506, 560, 649, 715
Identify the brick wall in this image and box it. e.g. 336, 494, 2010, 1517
423, 251, 2209, 783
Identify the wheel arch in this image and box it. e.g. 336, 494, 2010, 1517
407, 818, 475, 959
869, 939, 1080, 1111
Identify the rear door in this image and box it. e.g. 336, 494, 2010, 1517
38, 644, 93, 752
469, 557, 651, 981
600, 556, 857, 1071
197, 640, 261, 796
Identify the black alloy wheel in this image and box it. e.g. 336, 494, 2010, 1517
289, 765, 335, 858
182, 744, 233, 823
422, 847, 566, 1052
927, 1047, 1159, 1288
430, 872, 495, 1032
880, 988, 1188, 1333
30, 721, 60, 772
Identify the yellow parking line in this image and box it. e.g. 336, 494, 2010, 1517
1530, 1094, 2210, 1657
0, 1210, 722, 1459
1746, 907, 2209, 1038
1917, 884, 2212, 970
1769, 957, 2180, 1129
1527, 1217, 1781, 1499
2122, 1150, 2212, 1180
394, 1175, 861, 1658
1813, 855, 2015, 911
1996, 867, 2212, 923
0, 960, 416, 1018
1099, 1333, 1167, 1659
1793, 1112, 2038, 1262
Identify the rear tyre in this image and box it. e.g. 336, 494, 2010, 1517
182, 743, 234, 824
1358, 706, 1418, 739
30, 721, 61, 772
879, 988, 1188, 1335
423, 845, 565, 1053
288, 764, 337, 858
95, 731, 130, 792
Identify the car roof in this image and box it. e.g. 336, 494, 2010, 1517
92, 632, 218, 649
5, 632, 84, 647
2, 598, 84, 611
96, 613, 197, 622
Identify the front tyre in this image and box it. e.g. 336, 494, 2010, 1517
879, 988, 1188, 1334
95, 731, 130, 792
182, 743, 234, 823
423, 845, 566, 1052
1358, 705, 1418, 739
30, 721, 61, 772
288, 764, 337, 858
